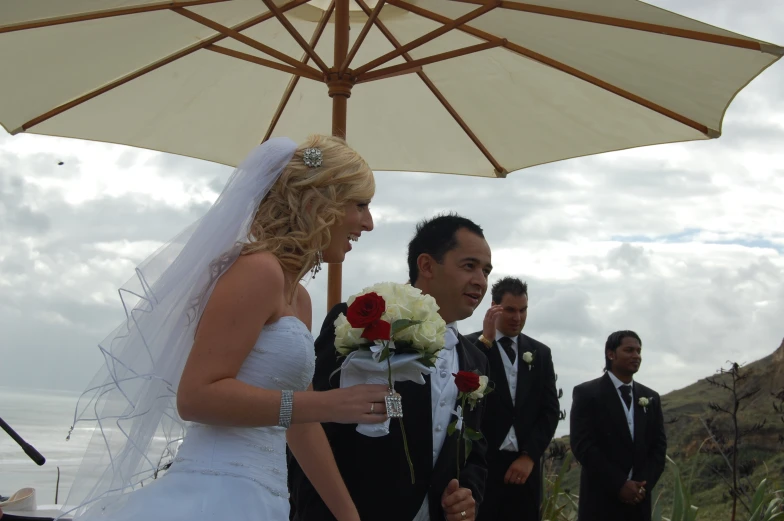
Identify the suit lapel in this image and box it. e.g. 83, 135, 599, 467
514, 334, 535, 407
600, 373, 633, 447
632, 382, 647, 447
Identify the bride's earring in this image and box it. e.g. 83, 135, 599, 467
310, 251, 323, 279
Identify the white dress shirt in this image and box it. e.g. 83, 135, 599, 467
496, 332, 521, 452
607, 371, 634, 479
413, 323, 460, 521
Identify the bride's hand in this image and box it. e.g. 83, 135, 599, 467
326, 384, 390, 424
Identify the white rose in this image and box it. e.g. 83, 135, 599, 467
411, 320, 440, 349
368, 282, 398, 301
638, 397, 649, 407
423, 321, 447, 353
522, 352, 534, 364
469, 375, 489, 401
344, 282, 446, 354
383, 302, 407, 324
334, 313, 363, 348
348, 282, 395, 308
414, 293, 441, 320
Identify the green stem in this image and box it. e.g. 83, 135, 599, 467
399, 417, 415, 484
387, 351, 393, 389
387, 353, 415, 484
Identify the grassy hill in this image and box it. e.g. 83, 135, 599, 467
544, 338, 784, 520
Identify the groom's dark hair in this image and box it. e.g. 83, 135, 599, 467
407, 213, 485, 285
604, 330, 642, 372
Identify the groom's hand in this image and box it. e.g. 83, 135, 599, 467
441, 479, 475, 521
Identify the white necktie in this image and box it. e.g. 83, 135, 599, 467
443, 325, 458, 350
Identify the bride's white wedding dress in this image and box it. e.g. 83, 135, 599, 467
78, 316, 315, 520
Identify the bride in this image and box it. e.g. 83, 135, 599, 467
60, 136, 389, 521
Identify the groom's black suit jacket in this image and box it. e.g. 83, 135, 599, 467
288, 303, 490, 521
569, 373, 667, 521
465, 332, 560, 520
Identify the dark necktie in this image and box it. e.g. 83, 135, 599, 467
498, 337, 516, 364
619, 384, 632, 409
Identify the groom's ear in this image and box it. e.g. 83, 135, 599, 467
416, 253, 436, 281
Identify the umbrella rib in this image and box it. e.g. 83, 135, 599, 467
389, 0, 714, 137
352, 1, 500, 76
264, 1, 336, 142
356, 40, 505, 83
340, 0, 388, 74
18, 0, 312, 133
0, 0, 230, 34
206, 45, 323, 81
356, 65, 424, 83
259, 0, 331, 73
172, 8, 323, 80
449, 0, 778, 54
354, 0, 507, 177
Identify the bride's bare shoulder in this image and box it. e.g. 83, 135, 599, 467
219, 251, 285, 296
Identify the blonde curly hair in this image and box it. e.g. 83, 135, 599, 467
242, 134, 374, 286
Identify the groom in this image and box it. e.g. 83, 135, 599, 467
289, 214, 492, 521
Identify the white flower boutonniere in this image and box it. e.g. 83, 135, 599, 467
522, 351, 535, 371
638, 396, 651, 413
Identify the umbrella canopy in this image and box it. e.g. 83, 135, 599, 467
1, 0, 781, 177
1, 0, 781, 304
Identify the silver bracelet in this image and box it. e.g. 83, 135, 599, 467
278, 390, 294, 428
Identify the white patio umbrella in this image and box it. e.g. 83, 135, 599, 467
0, 0, 780, 305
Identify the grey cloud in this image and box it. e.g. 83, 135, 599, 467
716, 120, 784, 150
116, 149, 140, 170
208, 176, 227, 194
1, 0, 783, 419
145, 151, 233, 183
0, 257, 26, 275
0, 166, 52, 234
31, 195, 211, 248
6, 204, 51, 233
606, 243, 651, 273
527, 285, 603, 338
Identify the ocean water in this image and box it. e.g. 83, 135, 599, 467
0, 386, 93, 505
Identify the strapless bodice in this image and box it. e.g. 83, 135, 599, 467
165, 316, 315, 498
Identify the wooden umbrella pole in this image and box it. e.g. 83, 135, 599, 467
327, 0, 353, 310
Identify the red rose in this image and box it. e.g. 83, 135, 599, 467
453, 371, 481, 393
361, 319, 391, 342
346, 292, 385, 328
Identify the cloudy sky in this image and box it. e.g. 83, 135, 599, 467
1, 1, 782, 437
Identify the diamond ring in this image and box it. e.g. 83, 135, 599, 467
460, 511, 467, 520
370, 403, 375, 414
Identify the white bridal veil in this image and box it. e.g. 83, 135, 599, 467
60, 138, 298, 519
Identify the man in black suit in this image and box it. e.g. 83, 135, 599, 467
570, 330, 667, 521
466, 277, 560, 521
289, 214, 493, 521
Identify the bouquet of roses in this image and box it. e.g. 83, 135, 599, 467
334, 282, 447, 483
448, 370, 493, 479
334, 282, 447, 368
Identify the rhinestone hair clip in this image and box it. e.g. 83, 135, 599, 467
302, 147, 323, 168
